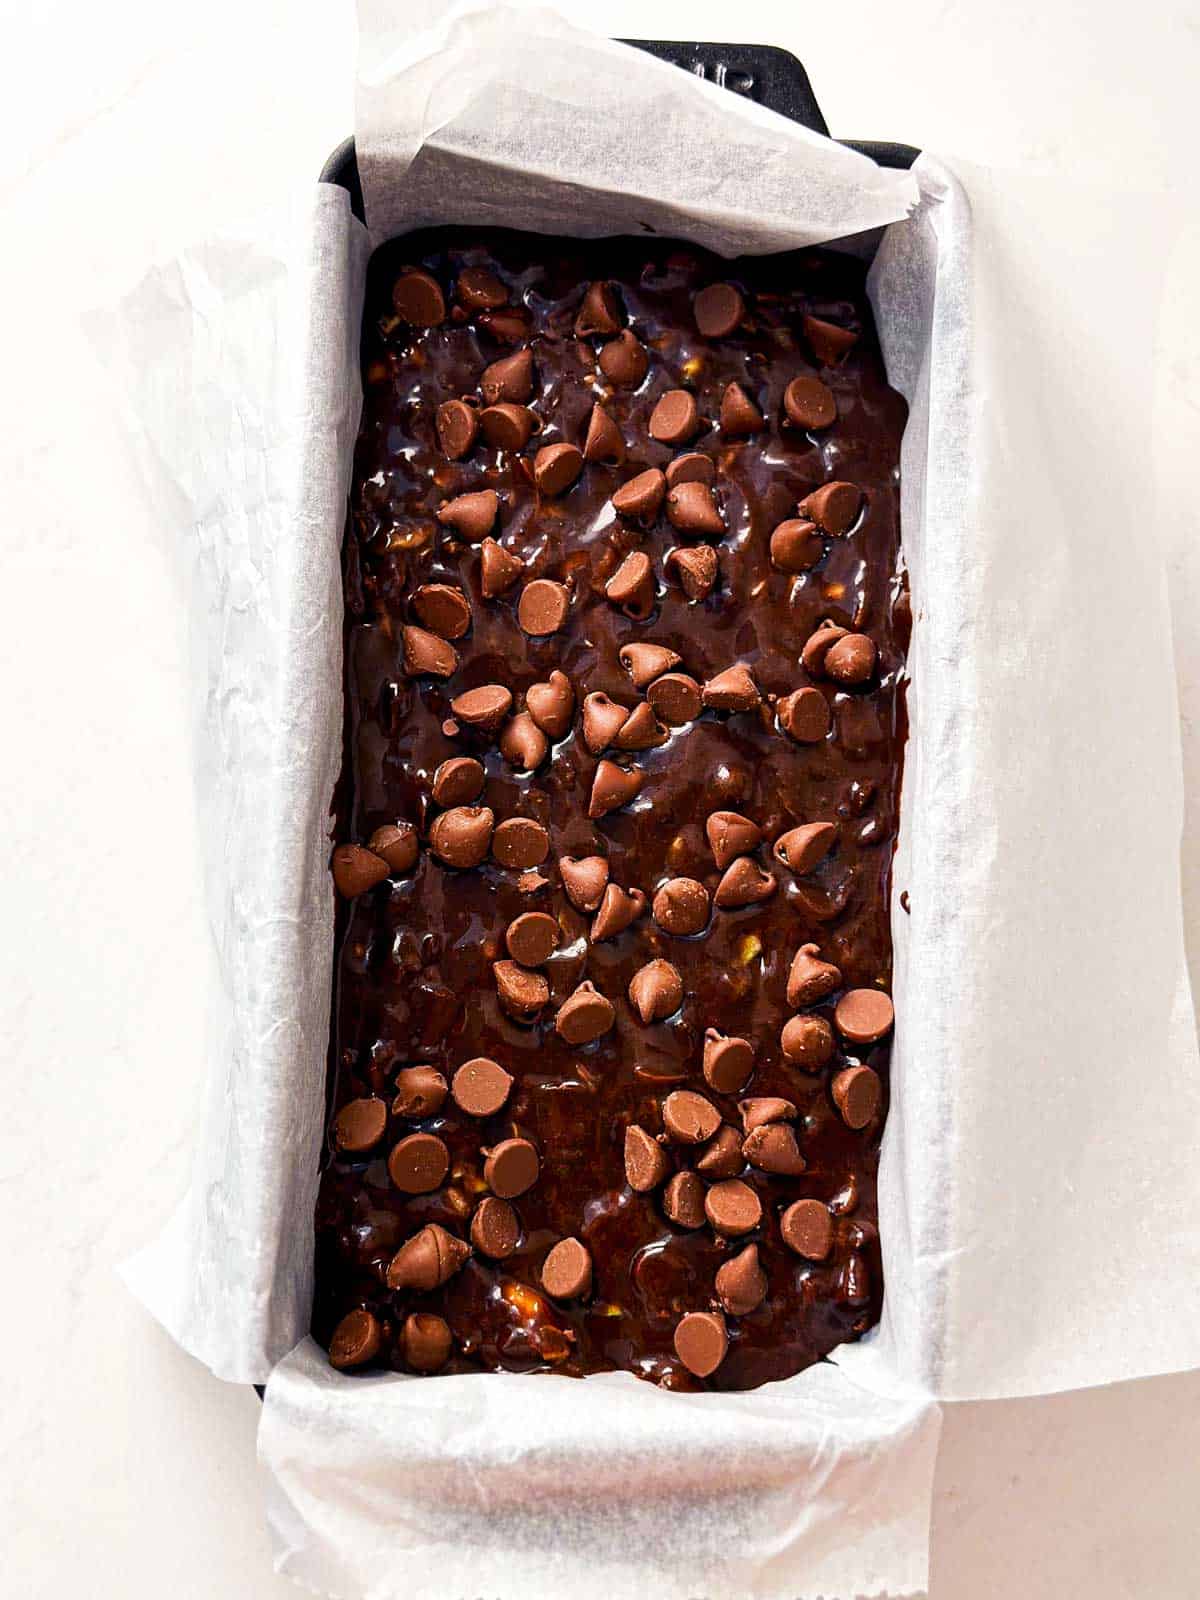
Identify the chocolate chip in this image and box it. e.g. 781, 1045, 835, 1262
714, 857, 777, 908
541, 1237, 592, 1299
582, 402, 626, 464
798, 481, 863, 536
647, 671, 704, 725
628, 958, 683, 1023
479, 306, 532, 343
582, 692, 630, 754
775, 822, 838, 874
328, 1308, 383, 1369
801, 623, 849, 677
605, 551, 656, 619
665, 452, 715, 488
559, 854, 609, 912
694, 282, 745, 338
484, 1136, 540, 1198
674, 1309, 728, 1377
400, 1311, 453, 1373
778, 687, 831, 744
493, 817, 549, 869
780, 1014, 835, 1071
589, 882, 646, 942
783, 376, 837, 430
412, 583, 471, 640
743, 1122, 807, 1175
832, 1065, 882, 1128
470, 1196, 520, 1259
662, 1170, 706, 1228
719, 382, 763, 437
667, 548, 719, 609
695, 1124, 745, 1178
555, 980, 616, 1045
666, 481, 724, 537
494, 959, 550, 1021
387, 1131, 450, 1194
802, 314, 858, 367
704, 1178, 762, 1237
451, 1056, 513, 1118
534, 442, 584, 496
392, 269, 445, 326
835, 989, 895, 1044
649, 389, 702, 445
498, 712, 548, 772
662, 1090, 721, 1144
575, 281, 622, 338
451, 684, 513, 730
624, 1125, 669, 1191
702, 663, 759, 711
392, 1065, 448, 1119
367, 822, 419, 875
598, 329, 648, 387
480, 537, 523, 596
429, 805, 494, 868
480, 403, 538, 451
457, 266, 508, 311
588, 758, 644, 818
331, 843, 390, 898
386, 1223, 470, 1290
824, 633, 877, 685
652, 877, 710, 936
781, 1198, 834, 1260
611, 467, 666, 521
432, 756, 485, 807
505, 910, 559, 966
525, 669, 574, 739
702, 1030, 755, 1094
333, 1096, 388, 1154
517, 578, 570, 636
614, 702, 668, 751
716, 1243, 768, 1316
770, 518, 824, 573
739, 1097, 796, 1131
402, 625, 459, 679
618, 641, 680, 688
787, 943, 842, 1008
705, 810, 762, 869
481, 347, 534, 404
436, 398, 479, 460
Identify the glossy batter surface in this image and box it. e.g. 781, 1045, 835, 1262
313, 230, 908, 1390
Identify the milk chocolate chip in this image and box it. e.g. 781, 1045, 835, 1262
824, 634, 877, 685
702, 1030, 755, 1094
832, 1065, 882, 1129
331, 843, 390, 898
555, 980, 616, 1045
598, 329, 649, 388
665, 452, 715, 488
694, 282, 745, 338
517, 579, 570, 637
589, 882, 646, 942
614, 703, 668, 751
652, 877, 710, 936
704, 1179, 762, 1237
458, 267, 509, 311
783, 376, 837, 430
329, 1308, 383, 1369
780, 1014, 835, 1071
695, 1124, 744, 1179
662, 1090, 721, 1145
392, 1066, 448, 1119
702, 664, 759, 711
739, 1097, 796, 1131
714, 857, 777, 909
716, 1243, 768, 1317
412, 583, 471, 640
628, 959, 683, 1023
505, 911, 559, 966
451, 684, 513, 730
798, 481, 863, 536
781, 1198, 834, 1260
743, 1122, 806, 1175
480, 537, 523, 596
494, 960, 550, 1021
432, 756, 485, 807
719, 382, 763, 437
665, 545, 718, 602
778, 687, 831, 744
493, 817, 550, 869
674, 1310, 728, 1377
619, 641, 680, 688
588, 759, 644, 818
483, 1137, 540, 1198
663, 1170, 706, 1228
523, 669, 574, 740
402, 625, 458, 679
542, 1237, 593, 1299
533, 442, 584, 496
787, 943, 843, 1008
775, 822, 837, 874
429, 805, 494, 868
481, 347, 534, 404
666, 481, 724, 537
575, 281, 622, 338
386, 1223, 470, 1290
333, 1096, 388, 1154
367, 822, 418, 875
470, 1197, 520, 1259
451, 1057, 514, 1117
802, 314, 859, 367
499, 712, 549, 771
582, 692, 630, 754
401, 1312, 452, 1373
835, 989, 895, 1044
436, 398, 478, 460
648, 671, 703, 725
649, 389, 702, 445
801, 623, 848, 677
480, 403, 538, 451
624, 1125, 669, 1192
388, 1132, 450, 1194
705, 810, 762, 869
611, 468, 666, 522
392, 269, 445, 326
770, 518, 823, 574
583, 402, 625, 464
559, 854, 609, 912
605, 551, 656, 619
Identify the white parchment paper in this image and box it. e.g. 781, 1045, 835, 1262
103, 5, 1200, 1599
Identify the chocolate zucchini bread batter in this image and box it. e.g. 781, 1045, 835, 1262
313, 229, 908, 1391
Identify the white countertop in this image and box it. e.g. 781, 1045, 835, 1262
3, 0, 1198, 1594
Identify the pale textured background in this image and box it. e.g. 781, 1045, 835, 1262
2, 0, 1198, 1595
